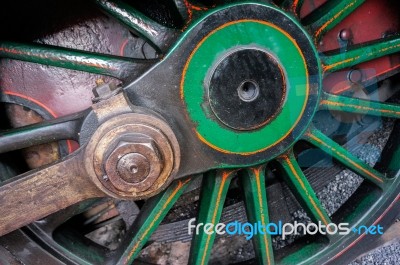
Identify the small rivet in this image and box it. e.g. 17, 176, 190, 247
348, 69, 363, 83
339, 29, 351, 41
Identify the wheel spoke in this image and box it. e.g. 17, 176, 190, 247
320, 92, 400, 119
172, 0, 190, 21
303, 127, 386, 187
303, 0, 365, 41
326, 62, 400, 95
321, 36, 400, 72
189, 170, 236, 265
278, 152, 332, 226
0, 110, 86, 154
0, 42, 155, 80
239, 166, 274, 265
94, 0, 178, 53
281, 0, 304, 16
0, 151, 103, 236
171, 0, 207, 22
113, 178, 191, 265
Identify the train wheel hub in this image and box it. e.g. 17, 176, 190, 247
181, 4, 321, 159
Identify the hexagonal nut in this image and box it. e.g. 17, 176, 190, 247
105, 134, 162, 162
103, 134, 164, 192
92, 82, 120, 102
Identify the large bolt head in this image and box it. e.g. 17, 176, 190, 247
86, 113, 180, 200
339, 29, 352, 41
347, 69, 363, 84
104, 135, 163, 193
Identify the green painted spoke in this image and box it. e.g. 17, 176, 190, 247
281, 0, 304, 16
278, 152, 332, 227
95, 0, 178, 53
303, 0, 365, 41
189, 170, 236, 265
114, 178, 191, 265
171, 0, 207, 21
172, 0, 190, 21
0, 111, 83, 154
304, 127, 386, 187
320, 92, 400, 119
0, 42, 154, 80
321, 36, 400, 72
239, 166, 274, 265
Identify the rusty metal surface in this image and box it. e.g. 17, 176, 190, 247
0, 149, 104, 237
0, 87, 181, 237
0, 1, 398, 264
104, 138, 163, 192
0, 1, 173, 238
86, 110, 180, 200
0, 2, 144, 118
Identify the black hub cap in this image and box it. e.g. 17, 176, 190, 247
208, 48, 286, 130
130, 3, 322, 166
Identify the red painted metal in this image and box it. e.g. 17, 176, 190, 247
1, 0, 399, 140
300, 0, 328, 18
301, 0, 400, 94
0, 15, 133, 118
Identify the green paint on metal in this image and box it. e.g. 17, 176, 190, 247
239, 166, 275, 265
303, 0, 365, 40
280, 174, 398, 264
189, 170, 235, 265
0, 42, 151, 79
320, 92, 400, 119
0, 3, 396, 265
312, 183, 394, 264
321, 36, 400, 72
181, 20, 309, 155
281, 0, 304, 15
304, 127, 386, 188
115, 178, 191, 265
278, 151, 332, 226
388, 142, 400, 173
94, 0, 176, 52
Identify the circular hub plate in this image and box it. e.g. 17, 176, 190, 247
209, 48, 286, 131
180, 3, 321, 161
